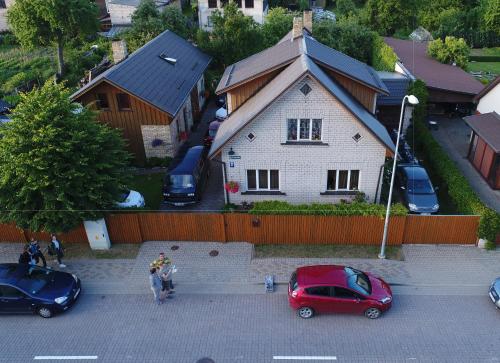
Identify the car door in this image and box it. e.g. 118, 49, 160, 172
0, 284, 34, 313
331, 286, 366, 314
303, 286, 334, 313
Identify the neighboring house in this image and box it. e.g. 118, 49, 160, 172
71, 30, 211, 165
475, 76, 500, 115
0, 0, 14, 32
375, 71, 411, 131
209, 13, 395, 205
198, 0, 268, 30
105, 0, 180, 26
463, 112, 500, 190
385, 37, 484, 113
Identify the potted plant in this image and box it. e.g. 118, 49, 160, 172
224, 181, 239, 193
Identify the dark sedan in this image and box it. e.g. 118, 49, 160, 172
397, 164, 439, 214
489, 278, 500, 309
0, 263, 81, 318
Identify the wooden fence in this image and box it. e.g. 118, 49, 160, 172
0, 213, 481, 246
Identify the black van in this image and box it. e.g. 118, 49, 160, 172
163, 146, 210, 205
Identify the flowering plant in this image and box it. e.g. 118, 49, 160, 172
224, 181, 239, 193
151, 138, 164, 147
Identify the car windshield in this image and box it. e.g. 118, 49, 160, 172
16, 266, 54, 295
344, 267, 372, 295
169, 175, 194, 189
118, 190, 130, 202
408, 178, 434, 194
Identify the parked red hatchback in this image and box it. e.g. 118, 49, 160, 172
288, 265, 393, 319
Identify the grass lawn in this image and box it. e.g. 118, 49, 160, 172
470, 47, 500, 56
468, 61, 500, 75
129, 172, 164, 210
61, 243, 141, 260
254, 244, 404, 260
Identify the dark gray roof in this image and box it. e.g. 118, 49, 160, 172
464, 112, 500, 153
376, 71, 410, 106
209, 54, 395, 158
72, 30, 211, 117
216, 30, 388, 95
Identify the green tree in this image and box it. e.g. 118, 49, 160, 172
162, 6, 190, 39
427, 36, 470, 69
363, 0, 414, 35
313, 18, 376, 64
371, 35, 398, 71
262, 7, 294, 48
0, 81, 131, 233
336, 0, 358, 16
417, 0, 461, 32
7, 0, 99, 79
196, 2, 264, 68
482, 0, 500, 35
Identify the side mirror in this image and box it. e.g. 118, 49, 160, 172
356, 298, 361, 303
400, 186, 406, 190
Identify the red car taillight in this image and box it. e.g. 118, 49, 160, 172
291, 290, 298, 298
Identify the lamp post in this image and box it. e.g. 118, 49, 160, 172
379, 94, 419, 259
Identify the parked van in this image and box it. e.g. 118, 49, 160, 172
163, 146, 210, 205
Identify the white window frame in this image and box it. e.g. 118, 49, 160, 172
326, 170, 360, 191
287, 118, 322, 142
247, 169, 280, 191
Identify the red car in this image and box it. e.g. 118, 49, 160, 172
288, 265, 393, 319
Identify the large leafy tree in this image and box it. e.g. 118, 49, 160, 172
262, 7, 294, 48
0, 81, 131, 233
363, 0, 415, 35
196, 1, 264, 68
7, 0, 99, 79
427, 36, 470, 69
482, 0, 500, 35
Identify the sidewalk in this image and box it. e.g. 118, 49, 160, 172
1, 242, 499, 296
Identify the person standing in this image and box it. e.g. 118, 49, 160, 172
29, 238, 47, 268
50, 235, 66, 268
18, 245, 33, 264
149, 267, 163, 305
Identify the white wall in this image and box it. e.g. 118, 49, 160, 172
0, 0, 15, 31
477, 82, 500, 114
220, 76, 387, 205
108, 3, 136, 25
198, 0, 267, 30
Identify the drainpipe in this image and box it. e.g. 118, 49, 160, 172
211, 158, 229, 205
374, 159, 392, 203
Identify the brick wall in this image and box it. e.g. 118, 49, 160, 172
141, 125, 174, 158
221, 76, 387, 205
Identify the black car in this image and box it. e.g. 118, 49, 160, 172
0, 263, 81, 318
397, 164, 439, 214
163, 146, 210, 206
489, 278, 500, 309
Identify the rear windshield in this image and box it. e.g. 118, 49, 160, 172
290, 271, 298, 291
408, 179, 433, 194
169, 175, 194, 189
16, 266, 54, 295
344, 267, 371, 295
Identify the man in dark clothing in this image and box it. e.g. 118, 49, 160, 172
19, 245, 32, 264
29, 238, 47, 267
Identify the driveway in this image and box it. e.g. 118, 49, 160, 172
160, 100, 226, 212
429, 116, 500, 212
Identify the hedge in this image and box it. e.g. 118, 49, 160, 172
249, 200, 408, 217
469, 55, 500, 62
412, 119, 500, 249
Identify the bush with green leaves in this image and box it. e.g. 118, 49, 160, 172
249, 200, 408, 216
262, 7, 296, 48
0, 81, 132, 233
427, 36, 470, 70
371, 35, 398, 71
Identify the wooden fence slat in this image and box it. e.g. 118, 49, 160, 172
403, 215, 479, 244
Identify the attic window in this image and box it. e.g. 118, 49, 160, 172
246, 132, 256, 142
300, 83, 311, 96
159, 53, 177, 65
353, 133, 362, 142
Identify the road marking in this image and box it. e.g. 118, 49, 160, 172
273, 356, 337, 361
34, 356, 98, 360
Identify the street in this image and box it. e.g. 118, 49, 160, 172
1, 290, 498, 363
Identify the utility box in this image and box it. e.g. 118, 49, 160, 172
84, 218, 111, 250
265, 275, 274, 293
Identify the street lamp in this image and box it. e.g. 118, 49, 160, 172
379, 94, 419, 259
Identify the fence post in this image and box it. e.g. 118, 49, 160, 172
136, 213, 144, 243
221, 214, 227, 243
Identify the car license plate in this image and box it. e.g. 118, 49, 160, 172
174, 203, 185, 206
74, 288, 80, 299
489, 292, 496, 303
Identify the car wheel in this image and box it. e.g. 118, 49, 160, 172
298, 306, 314, 319
364, 307, 381, 319
37, 306, 53, 318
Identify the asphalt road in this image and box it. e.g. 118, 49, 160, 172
1, 292, 498, 363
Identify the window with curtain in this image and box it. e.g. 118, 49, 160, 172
326, 170, 360, 191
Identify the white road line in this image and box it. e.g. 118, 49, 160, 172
273, 357, 337, 361
34, 356, 98, 360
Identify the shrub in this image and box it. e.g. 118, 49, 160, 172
427, 36, 470, 70
249, 200, 408, 216
372, 35, 398, 71
145, 156, 172, 168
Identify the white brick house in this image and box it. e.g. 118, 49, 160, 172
105, 0, 181, 26
209, 15, 395, 205
198, 0, 268, 30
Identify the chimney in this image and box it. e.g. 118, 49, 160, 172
112, 40, 128, 64
292, 17, 304, 39
303, 10, 312, 33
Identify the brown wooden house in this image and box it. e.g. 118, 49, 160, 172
464, 112, 500, 190
71, 30, 211, 165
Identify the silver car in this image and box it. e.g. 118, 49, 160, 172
489, 278, 500, 309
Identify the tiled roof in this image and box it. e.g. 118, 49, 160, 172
384, 37, 484, 95
71, 30, 211, 117
209, 54, 395, 158
376, 71, 410, 106
464, 112, 500, 153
